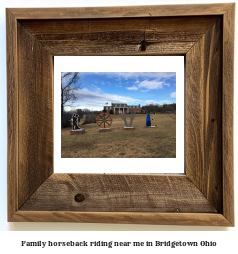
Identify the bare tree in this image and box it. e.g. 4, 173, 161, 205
61, 72, 80, 128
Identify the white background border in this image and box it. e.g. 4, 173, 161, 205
1, 0, 237, 235
55, 56, 184, 174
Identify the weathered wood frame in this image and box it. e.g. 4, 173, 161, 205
7, 4, 234, 226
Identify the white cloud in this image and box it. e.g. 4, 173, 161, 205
158, 100, 171, 104
90, 84, 102, 93
90, 72, 176, 81
143, 99, 171, 105
66, 88, 142, 111
138, 80, 167, 90
144, 100, 159, 105
126, 86, 138, 90
126, 79, 170, 92
170, 92, 176, 98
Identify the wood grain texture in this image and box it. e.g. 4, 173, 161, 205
17, 23, 54, 208
6, 9, 18, 221
20, 16, 218, 34
186, 18, 223, 212
8, 4, 233, 19
222, 4, 235, 226
37, 41, 193, 56
20, 174, 217, 213
19, 17, 218, 56
11, 211, 232, 226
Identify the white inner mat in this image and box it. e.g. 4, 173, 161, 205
54, 56, 184, 174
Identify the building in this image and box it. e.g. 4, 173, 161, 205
104, 102, 141, 114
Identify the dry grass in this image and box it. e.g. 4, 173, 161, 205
61, 114, 176, 158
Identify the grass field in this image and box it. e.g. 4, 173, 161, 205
61, 114, 176, 158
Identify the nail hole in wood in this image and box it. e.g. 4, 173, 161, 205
74, 193, 85, 202
211, 119, 215, 122
140, 40, 147, 51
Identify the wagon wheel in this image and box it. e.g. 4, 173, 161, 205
96, 113, 113, 128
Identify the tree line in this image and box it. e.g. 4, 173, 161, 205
141, 103, 176, 114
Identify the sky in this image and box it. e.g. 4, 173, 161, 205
62, 72, 176, 111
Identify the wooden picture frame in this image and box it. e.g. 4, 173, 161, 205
7, 3, 234, 226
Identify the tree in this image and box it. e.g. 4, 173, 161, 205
141, 102, 176, 114
61, 72, 80, 128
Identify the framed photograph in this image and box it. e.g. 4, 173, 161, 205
55, 56, 184, 174
7, 3, 234, 225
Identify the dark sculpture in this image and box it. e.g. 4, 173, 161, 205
72, 113, 80, 130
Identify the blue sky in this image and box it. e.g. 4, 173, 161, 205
62, 72, 176, 111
